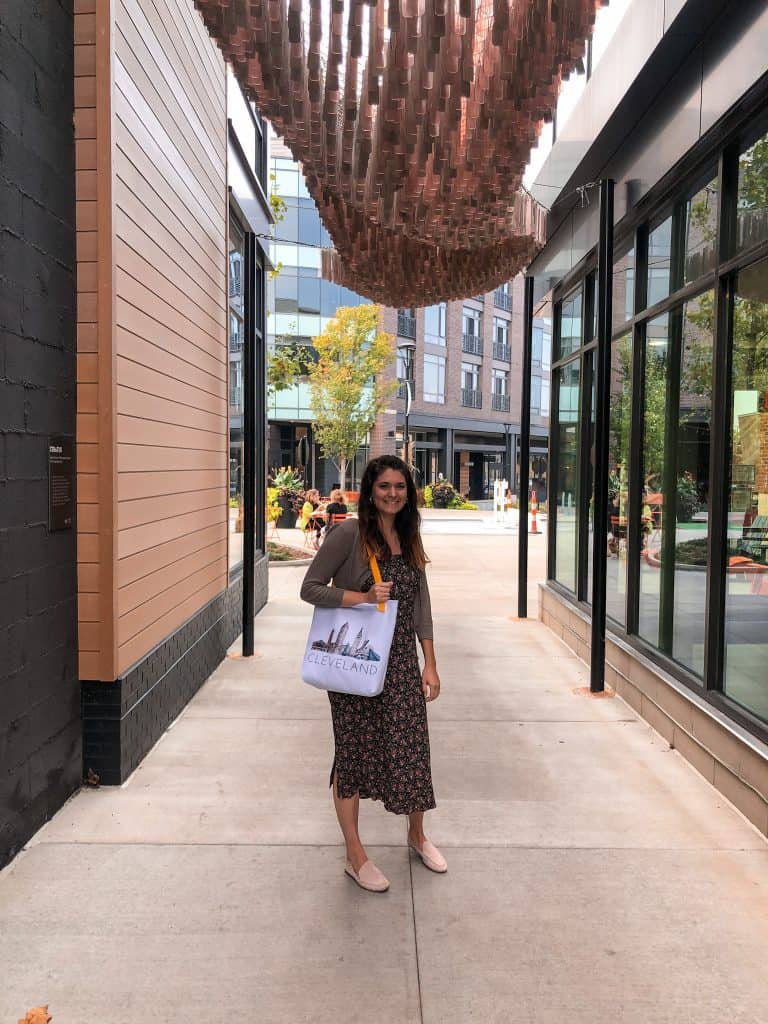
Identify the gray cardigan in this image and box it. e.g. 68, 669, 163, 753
299, 518, 433, 641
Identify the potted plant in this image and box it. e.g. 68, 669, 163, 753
271, 466, 305, 528
430, 479, 456, 509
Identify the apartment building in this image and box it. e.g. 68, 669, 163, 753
269, 142, 551, 501
388, 286, 550, 501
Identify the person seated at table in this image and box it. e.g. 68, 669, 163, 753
300, 489, 324, 548
323, 488, 348, 534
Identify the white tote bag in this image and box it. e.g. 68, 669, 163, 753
301, 556, 397, 697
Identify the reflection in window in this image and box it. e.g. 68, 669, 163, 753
606, 334, 632, 625
555, 359, 581, 591
540, 379, 551, 415
275, 272, 298, 314
585, 352, 596, 602
725, 259, 768, 721
737, 130, 768, 254
683, 176, 717, 283
636, 298, 713, 675
671, 293, 712, 675
647, 217, 673, 307
273, 159, 298, 198
298, 277, 321, 314
423, 353, 445, 403
638, 313, 669, 646
228, 216, 245, 571
424, 303, 447, 345
558, 289, 582, 359
613, 246, 635, 329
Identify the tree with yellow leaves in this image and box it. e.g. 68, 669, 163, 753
308, 305, 396, 491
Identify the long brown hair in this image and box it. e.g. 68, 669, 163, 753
357, 455, 428, 569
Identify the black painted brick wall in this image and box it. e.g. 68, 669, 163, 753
0, 2, 81, 868
82, 557, 269, 784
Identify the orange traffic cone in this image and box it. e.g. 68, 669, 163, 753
530, 490, 539, 534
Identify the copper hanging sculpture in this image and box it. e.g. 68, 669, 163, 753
195, 0, 605, 305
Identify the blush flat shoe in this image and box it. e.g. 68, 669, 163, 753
409, 839, 448, 873
345, 859, 390, 892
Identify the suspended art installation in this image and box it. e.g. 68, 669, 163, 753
195, 0, 606, 305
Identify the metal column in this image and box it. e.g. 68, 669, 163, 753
242, 232, 257, 657
518, 275, 534, 618
589, 179, 615, 691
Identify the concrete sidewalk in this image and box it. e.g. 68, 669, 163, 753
2, 531, 768, 1022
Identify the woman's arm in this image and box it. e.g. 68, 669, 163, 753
420, 638, 441, 702
299, 521, 391, 608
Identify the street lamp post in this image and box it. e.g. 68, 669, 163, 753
503, 421, 512, 490
398, 338, 415, 469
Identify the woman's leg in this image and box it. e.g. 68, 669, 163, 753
407, 810, 426, 846
332, 773, 368, 871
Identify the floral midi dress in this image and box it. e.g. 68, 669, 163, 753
328, 555, 436, 815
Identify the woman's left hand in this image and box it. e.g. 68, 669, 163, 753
422, 665, 441, 702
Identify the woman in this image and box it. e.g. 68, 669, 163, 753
299, 488, 324, 548
300, 455, 445, 893
323, 488, 348, 534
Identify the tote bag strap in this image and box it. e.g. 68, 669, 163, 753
368, 553, 386, 612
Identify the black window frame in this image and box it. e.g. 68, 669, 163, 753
546, 90, 768, 744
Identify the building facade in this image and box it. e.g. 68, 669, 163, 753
0, 0, 271, 868
268, 139, 375, 492
529, 0, 768, 835
388, 286, 550, 501
269, 142, 550, 500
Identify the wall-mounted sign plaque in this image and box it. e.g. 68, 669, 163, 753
49, 435, 74, 531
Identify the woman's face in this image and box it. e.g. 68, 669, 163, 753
372, 468, 408, 517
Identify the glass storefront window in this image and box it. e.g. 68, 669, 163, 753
584, 352, 596, 603
683, 174, 717, 283
555, 359, 581, 591
638, 312, 670, 645
613, 246, 635, 329
671, 292, 713, 676
724, 258, 768, 720
606, 333, 632, 625
636, 297, 712, 674
736, 130, 768, 254
228, 216, 245, 572
557, 288, 582, 359
647, 216, 673, 307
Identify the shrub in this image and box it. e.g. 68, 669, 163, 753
672, 538, 708, 565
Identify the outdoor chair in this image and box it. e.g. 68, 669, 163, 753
739, 515, 768, 564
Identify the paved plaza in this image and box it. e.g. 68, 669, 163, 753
2, 526, 768, 1022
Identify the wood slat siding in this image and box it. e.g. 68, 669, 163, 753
74, 0, 100, 680
114, 0, 228, 674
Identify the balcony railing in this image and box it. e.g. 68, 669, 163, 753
491, 393, 511, 412
494, 288, 512, 311
397, 375, 415, 401
461, 387, 482, 409
493, 341, 511, 362
397, 310, 416, 339
462, 333, 483, 356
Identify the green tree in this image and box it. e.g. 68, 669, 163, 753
308, 305, 396, 491
687, 136, 768, 396
267, 336, 313, 399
